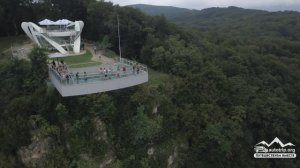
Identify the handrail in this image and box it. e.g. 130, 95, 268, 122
48, 58, 148, 86
119, 57, 148, 72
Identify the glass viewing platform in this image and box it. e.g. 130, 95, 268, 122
48, 58, 148, 97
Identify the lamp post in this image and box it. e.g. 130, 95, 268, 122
117, 14, 122, 61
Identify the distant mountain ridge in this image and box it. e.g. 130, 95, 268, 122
129, 4, 300, 40
128, 4, 197, 19
129, 4, 300, 16
129, 4, 267, 21
255, 4, 300, 12
128, 4, 270, 29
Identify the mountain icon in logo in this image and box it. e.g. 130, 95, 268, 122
255, 137, 295, 147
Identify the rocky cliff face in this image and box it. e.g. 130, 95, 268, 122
18, 137, 52, 168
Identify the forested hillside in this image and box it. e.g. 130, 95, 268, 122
0, 0, 300, 168
132, 5, 300, 36
129, 4, 196, 19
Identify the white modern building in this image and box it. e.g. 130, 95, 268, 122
21, 19, 84, 54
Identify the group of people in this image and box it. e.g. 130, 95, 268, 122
98, 63, 142, 79
98, 64, 127, 79
74, 72, 87, 83
132, 63, 141, 75
50, 60, 144, 85
51, 60, 69, 79
99, 67, 113, 78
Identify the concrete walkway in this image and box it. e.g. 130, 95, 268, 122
85, 44, 115, 64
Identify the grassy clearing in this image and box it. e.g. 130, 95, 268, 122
48, 50, 96, 66
68, 62, 101, 68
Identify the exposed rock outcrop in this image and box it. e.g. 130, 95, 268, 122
18, 137, 52, 168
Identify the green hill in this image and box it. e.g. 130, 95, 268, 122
129, 4, 195, 19
1, 1, 300, 168
130, 4, 300, 40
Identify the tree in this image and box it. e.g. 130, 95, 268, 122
44, 145, 70, 168
98, 35, 112, 51
126, 106, 162, 145
55, 103, 69, 122
24, 47, 48, 92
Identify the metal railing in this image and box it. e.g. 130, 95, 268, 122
119, 57, 148, 72
48, 58, 148, 86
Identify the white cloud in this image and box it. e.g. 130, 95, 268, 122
106, 0, 300, 10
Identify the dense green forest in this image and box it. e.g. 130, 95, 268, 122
0, 0, 300, 168
129, 4, 196, 19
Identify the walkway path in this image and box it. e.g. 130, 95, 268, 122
10, 41, 34, 60
85, 44, 115, 64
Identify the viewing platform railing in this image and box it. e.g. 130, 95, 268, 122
49, 58, 148, 86
48, 58, 148, 96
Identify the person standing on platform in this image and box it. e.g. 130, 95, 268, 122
76, 72, 79, 84
66, 74, 69, 84
137, 64, 140, 74
94, 45, 97, 54
84, 72, 87, 81
133, 64, 136, 74
117, 66, 120, 78
123, 66, 126, 76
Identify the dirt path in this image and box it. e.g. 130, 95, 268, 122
85, 44, 115, 64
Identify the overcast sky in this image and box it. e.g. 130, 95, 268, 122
106, 0, 300, 10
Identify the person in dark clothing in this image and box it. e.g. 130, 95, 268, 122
137, 64, 140, 74
84, 72, 87, 81
52, 60, 56, 68
66, 74, 69, 84
76, 72, 79, 84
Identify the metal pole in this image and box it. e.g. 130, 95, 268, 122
117, 14, 122, 61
